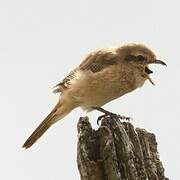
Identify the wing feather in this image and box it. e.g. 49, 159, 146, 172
53, 48, 118, 93
79, 48, 118, 72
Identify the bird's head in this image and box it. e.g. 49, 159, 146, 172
119, 43, 167, 85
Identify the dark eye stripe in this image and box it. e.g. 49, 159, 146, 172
136, 55, 145, 61
125, 55, 146, 62
125, 55, 137, 61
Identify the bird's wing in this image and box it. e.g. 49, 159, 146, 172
53, 48, 118, 94
53, 68, 79, 93
79, 48, 118, 72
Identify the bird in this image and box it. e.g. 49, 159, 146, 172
22, 43, 166, 149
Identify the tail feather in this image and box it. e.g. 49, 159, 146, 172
22, 100, 72, 149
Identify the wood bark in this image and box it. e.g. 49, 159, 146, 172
77, 116, 168, 180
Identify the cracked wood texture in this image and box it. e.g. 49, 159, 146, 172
77, 116, 168, 180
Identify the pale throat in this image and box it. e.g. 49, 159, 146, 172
133, 68, 147, 88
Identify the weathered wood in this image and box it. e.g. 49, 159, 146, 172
77, 116, 168, 180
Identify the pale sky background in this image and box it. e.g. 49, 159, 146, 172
0, 0, 179, 179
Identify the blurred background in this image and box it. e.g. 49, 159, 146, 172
0, 0, 179, 179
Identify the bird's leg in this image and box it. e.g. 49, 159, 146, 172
92, 106, 132, 125
92, 106, 116, 116
92, 106, 117, 125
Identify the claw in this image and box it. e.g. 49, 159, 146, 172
92, 106, 132, 125
118, 115, 132, 122
97, 115, 106, 125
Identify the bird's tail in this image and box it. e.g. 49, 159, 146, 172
22, 99, 75, 149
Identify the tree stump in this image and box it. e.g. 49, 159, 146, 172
77, 116, 168, 180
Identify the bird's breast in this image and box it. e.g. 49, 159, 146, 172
67, 65, 139, 111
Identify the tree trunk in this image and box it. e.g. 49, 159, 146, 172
77, 116, 168, 180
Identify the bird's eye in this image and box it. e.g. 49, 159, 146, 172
136, 55, 145, 61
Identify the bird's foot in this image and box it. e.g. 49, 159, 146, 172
118, 115, 132, 122
92, 107, 132, 125
96, 113, 117, 125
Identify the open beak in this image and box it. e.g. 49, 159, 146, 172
146, 59, 166, 86
150, 59, 167, 66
